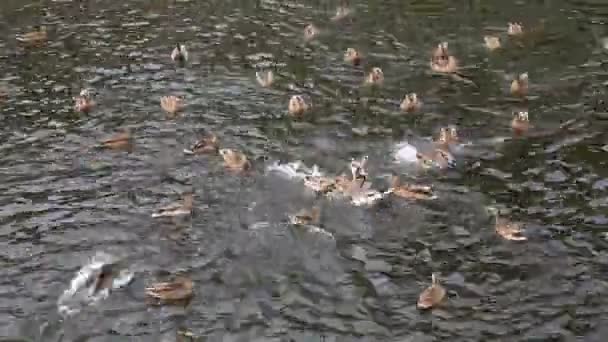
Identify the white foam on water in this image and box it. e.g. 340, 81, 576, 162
57, 252, 133, 317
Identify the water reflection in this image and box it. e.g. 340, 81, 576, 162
0, 0, 608, 340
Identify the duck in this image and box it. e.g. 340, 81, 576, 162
145, 275, 194, 303
510, 72, 529, 98
74, 89, 95, 113
303, 175, 336, 194
171, 43, 188, 64
256, 70, 274, 88
389, 175, 434, 200
288, 95, 310, 118
344, 48, 361, 66
417, 273, 446, 309
484, 36, 501, 51
304, 24, 319, 41
151, 192, 194, 218
435, 126, 459, 149
17, 25, 47, 45
511, 111, 530, 135
487, 207, 527, 241
183, 134, 219, 155
160, 95, 184, 118
289, 206, 321, 225
430, 42, 458, 73
507, 22, 524, 36
364, 67, 384, 86
100, 129, 132, 150
219, 148, 251, 171
395, 136, 456, 169
400, 93, 421, 113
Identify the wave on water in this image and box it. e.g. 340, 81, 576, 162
57, 252, 134, 317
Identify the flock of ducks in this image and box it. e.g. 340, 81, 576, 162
12, 5, 557, 311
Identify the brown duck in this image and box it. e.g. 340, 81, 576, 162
100, 129, 132, 150
184, 134, 219, 155
145, 276, 194, 304
219, 148, 251, 171
389, 175, 434, 200
289, 206, 321, 225
417, 273, 446, 309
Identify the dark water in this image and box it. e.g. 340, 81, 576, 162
1, 0, 608, 341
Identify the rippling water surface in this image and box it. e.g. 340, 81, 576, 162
2, 0, 608, 340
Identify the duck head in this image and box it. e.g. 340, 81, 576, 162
288, 95, 310, 117
344, 48, 361, 66
365, 67, 384, 86
508, 22, 524, 36
400, 93, 421, 113
484, 36, 501, 51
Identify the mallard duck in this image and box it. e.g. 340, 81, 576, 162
183, 134, 219, 155
364, 67, 384, 86
171, 43, 188, 63
487, 207, 527, 241
507, 22, 524, 36
430, 42, 459, 73
416, 149, 455, 169
435, 126, 459, 147
511, 111, 530, 135
74, 89, 95, 113
160, 95, 184, 118
389, 175, 434, 200
304, 24, 319, 41
288, 95, 310, 117
510, 72, 529, 97
101, 129, 132, 150
289, 206, 321, 225
344, 48, 361, 66
484, 36, 501, 51
219, 148, 251, 171
17, 25, 47, 45
400, 93, 421, 113
152, 193, 194, 218
304, 175, 336, 194
417, 273, 446, 309
256, 70, 274, 88
145, 275, 194, 303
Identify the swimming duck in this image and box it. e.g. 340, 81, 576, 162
256, 70, 274, 88
487, 207, 527, 241
400, 93, 422, 113
219, 148, 251, 171
101, 129, 132, 150
151, 193, 194, 218
74, 89, 95, 113
160, 95, 184, 118
484, 36, 501, 51
183, 134, 219, 155
435, 126, 459, 148
511, 111, 530, 135
288, 95, 310, 118
430, 42, 458, 73
145, 275, 194, 303
510, 72, 529, 97
289, 206, 321, 225
416, 149, 455, 169
507, 22, 524, 36
364, 67, 384, 86
304, 24, 319, 41
17, 25, 47, 45
344, 48, 361, 66
303, 175, 336, 194
417, 273, 446, 309
171, 43, 188, 64
389, 175, 434, 200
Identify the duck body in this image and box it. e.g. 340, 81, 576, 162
417, 274, 446, 309
184, 134, 219, 155
152, 193, 194, 218
171, 44, 188, 64
394, 139, 456, 169
145, 276, 193, 303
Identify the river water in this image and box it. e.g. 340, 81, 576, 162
1, 0, 608, 341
